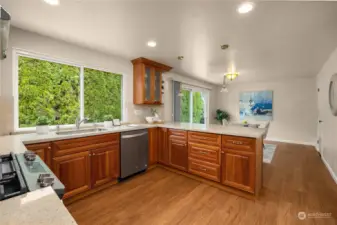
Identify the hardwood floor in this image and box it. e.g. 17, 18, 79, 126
66, 142, 337, 225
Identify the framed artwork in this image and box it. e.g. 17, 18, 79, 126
239, 90, 273, 121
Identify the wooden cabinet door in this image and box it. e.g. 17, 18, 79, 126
158, 128, 169, 165
91, 145, 120, 188
53, 151, 91, 199
25, 142, 52, 168
153, 69, 162, 104
221, 149, 255, 193
148, 128, 158, 166
169, 138, 188, 171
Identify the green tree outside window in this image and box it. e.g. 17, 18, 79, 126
18, 56, 122, 128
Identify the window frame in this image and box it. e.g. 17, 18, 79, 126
180, 84, 210, 125
13, 49, 124, 132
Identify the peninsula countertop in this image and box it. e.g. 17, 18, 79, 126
17, 122, 266, 145
0, 135, 77, 225
0, 122, 266, 224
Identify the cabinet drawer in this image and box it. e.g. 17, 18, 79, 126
188, 159, 220, 182
52, 133, 120, 157
188, 143, 220, 165
222, 135, 255, 152
168, 129, 187, 141
188, 132, 221, 147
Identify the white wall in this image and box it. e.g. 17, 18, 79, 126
316, 47, 337, 182
216, 78, 318, 144
0, 27, 217, 134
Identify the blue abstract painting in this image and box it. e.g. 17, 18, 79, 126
239, 90, 273, 121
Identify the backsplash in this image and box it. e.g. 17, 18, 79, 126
125, 101, 164, 123
0, 96, 14, 136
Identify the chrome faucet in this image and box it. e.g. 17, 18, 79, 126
75, 117, 88, 130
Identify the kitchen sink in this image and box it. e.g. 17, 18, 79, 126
56, 128, 108, 135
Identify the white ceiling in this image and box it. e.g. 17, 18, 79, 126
1, 0, 337, 84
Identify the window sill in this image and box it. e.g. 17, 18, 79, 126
12, 123, 105, 135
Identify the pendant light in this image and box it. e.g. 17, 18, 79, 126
226, 72, 239, 81
220, 76, 229, 93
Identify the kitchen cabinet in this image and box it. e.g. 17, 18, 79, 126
131, 57, 172, 105
187, 132, 221, 182
91, 145, 120, 188
158, 128, 169, 165
148, 128, 158, 166
53, 151, 91, 199
221, 149, 255, 193
25, 142, 52, 168
51, 133, 120, 199
168, 129, 188, 171
169, 139, 188, 171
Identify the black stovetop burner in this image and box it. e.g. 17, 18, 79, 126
0, 153, 28, 201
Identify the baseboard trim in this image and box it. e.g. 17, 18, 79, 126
321, 155, 337, 185
265, 138, 316, 147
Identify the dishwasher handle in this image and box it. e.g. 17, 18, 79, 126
121, 132, 148, 139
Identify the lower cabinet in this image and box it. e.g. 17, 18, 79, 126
91, 145, 120, 188
25, 142, 52, 168
158, 128, 169, 165
169, 138, 188, 171
148, 128, 158, 166
53, 151, 91, 199
221, 149, 255, 193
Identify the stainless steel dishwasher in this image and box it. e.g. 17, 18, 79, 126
120, 129, 148, 179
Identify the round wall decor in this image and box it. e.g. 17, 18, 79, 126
329, 73, 337, 116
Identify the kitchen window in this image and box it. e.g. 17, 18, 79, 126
15, 51, 122, 130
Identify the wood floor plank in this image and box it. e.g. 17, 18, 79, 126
67, 142, 337, 225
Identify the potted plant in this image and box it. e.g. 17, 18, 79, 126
215, 109, 230, 126
103, 115, 114, 128
36, 116, 50, 135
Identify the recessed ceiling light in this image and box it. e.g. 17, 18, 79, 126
43, 0, 60, 6
147, 41, 157, 48
237, 2, 254, 14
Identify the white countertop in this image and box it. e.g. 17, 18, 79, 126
17, 123, 265, 145
0, 122, 265, 224
0, 135, 77, 225
0, 187, 77, 225
157, 123, 266, 138
19, 124, 157, 145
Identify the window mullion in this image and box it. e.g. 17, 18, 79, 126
190, 91, 193, 123
80, 66, 84, 120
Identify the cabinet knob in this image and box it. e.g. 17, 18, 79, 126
48, 147, 51, 150
221, 151, 225, 154
92, 153, 95, 156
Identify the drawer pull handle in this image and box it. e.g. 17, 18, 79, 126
199, 167, 207, 172
199, 151, 208, 155
232, 141, 243, 145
